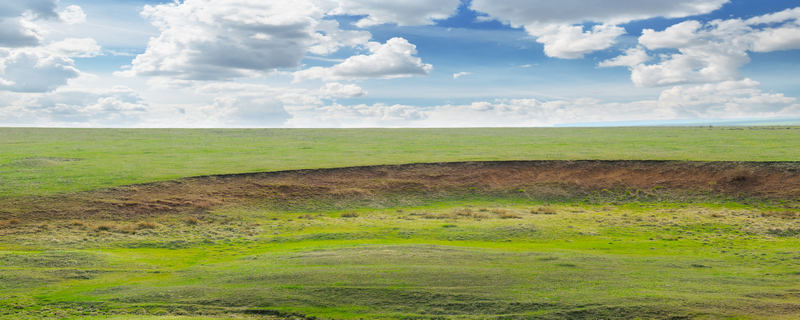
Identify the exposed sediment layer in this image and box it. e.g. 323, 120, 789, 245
4, 161, 800, 220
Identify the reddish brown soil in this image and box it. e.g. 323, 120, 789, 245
3, 161, 800, 221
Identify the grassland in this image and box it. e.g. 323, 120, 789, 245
2, 127, 799, 197
1, 127, 800, 319
2, 198, 800, 319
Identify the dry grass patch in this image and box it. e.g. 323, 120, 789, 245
767, 228, 800, 237
117, 225, 138, 234
452, 208, 489, 220
488, 208, 522, 219
94, 223, 117, 232
68, 220, 85, 227
417, 211, 455, 220
183, 217, 199, 225
761, 211, 798, 219
136, 221, 158, 230
0, 218, 20, 228
417, 208, 515, 220
498, 212, 522, 219
90, 221, 157, 234
341, 212, 359, 218
531, 207, 558, 215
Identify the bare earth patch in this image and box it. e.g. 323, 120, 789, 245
2, 160, 799, 222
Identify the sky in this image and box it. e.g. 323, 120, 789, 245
1, 0, 799, 127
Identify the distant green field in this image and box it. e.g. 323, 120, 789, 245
1, 127, 799, 197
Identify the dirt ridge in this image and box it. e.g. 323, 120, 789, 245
3, 160, 800, 220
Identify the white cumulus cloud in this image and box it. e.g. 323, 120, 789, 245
597, 46, 650, 68
0, 38, 102, 92
600, 7, 800, 87
527, 23, 626, 59
470, 0, 728, 26
294, 37, 432, 81
0, 1, 101, 94
745, 9, 800, 53
0, 86, 150, 126
205, 95, 292, 127
46, 38, 101, 58
330, 0, 461, 27
125, 0, 367, 80
639, 20, 703, 50
0, 0, 59, 47
321, 82, 366, 98
452, 72, 471, 79
470, 0, 729, 59
0, 49, 79, 92
308, 19, 371, 55
657, 78, 800, 119
58, 5, 86, 25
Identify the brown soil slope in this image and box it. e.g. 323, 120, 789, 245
3, 161, 800, 221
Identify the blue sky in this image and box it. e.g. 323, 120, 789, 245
1, 0, 799, 127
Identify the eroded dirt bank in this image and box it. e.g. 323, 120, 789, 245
3, 161, 800, 220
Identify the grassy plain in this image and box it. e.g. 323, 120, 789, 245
2, 198, 800, 319
1, 127, 799, 197
1, 127, 799, 319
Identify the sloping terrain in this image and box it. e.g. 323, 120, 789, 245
2, 161, 800, 319
2, 161, 799, 221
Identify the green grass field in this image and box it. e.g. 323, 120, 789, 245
2, 127, 799, 197
3, 199, 799, 319
1, 127, 799, 319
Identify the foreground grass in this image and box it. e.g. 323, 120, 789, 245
2, 197, 799, 319
2, 127, 799, 197
3, 128, 799, 318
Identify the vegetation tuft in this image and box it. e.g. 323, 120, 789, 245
531, 206, 558, 215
